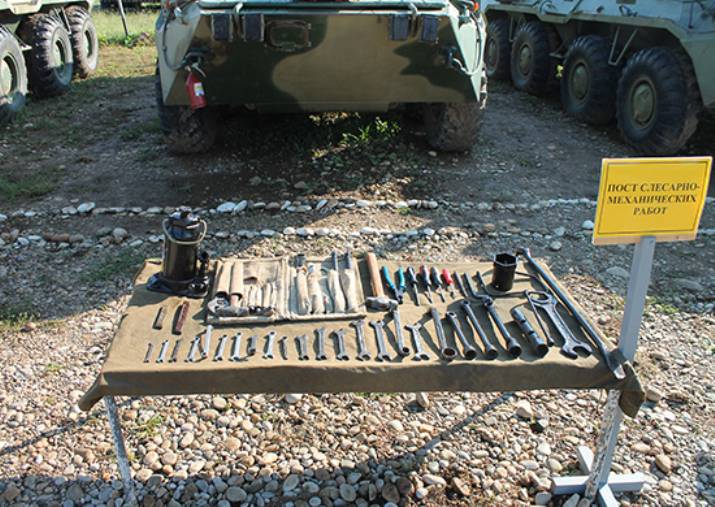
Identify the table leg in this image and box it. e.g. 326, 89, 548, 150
104, 396, 135, 498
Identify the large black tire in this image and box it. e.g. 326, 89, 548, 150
561, 35, 618, 125
510, 21, 557, 96
66, 6, 99, 79
155, 69, 217, 154
485, 17, 511, 81
19, 14, 73, 98
616, 47, 700, 155
0, 27, 28, 125
423, 74, 487, 151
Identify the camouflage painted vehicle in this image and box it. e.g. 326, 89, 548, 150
0, 0, 99, 123
155, 0, 487, 153
482, 0, 715, 155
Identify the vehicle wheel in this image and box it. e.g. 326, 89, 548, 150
561, 35, 617, 125
0, 27, 28, 125
510, 21, 557, 95
155, 69, 217, 154
485, 17, 511, 81
19, 14, 73, 98
616, 47, 700, 155
66, 6, 99, 78
423, 74, 486, 151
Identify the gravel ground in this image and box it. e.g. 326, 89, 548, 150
1, 48, 714, 506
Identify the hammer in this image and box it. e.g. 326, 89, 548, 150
365, 252, 398, 311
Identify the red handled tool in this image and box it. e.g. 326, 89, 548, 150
441, 269, 456, 298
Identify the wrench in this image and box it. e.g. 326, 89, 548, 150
296, 335, 309, 360
461, 301, 498, 360
471, 272, 522, 358
143, 342, 153, 363
247, 335, 258, 356
169, 339, 181, 363
214, 335, 227, 361
263, 331, 276, 359
369, 321, 391, 361
350, 320, 371, 361
201, 325, 213, 360
405, 323, 429, 361
429, 307, 457, 360
229, 333, 242, 362
454, 271, 468, 299
156, 340, 169, 363
315, 328, 327, 360
510, 307, 548, 358
333, 329, 349, 361
527, 291, 592, 359
279, 336, 288, 360
390, 308, 410, 356
186, 336, 200, 362
445, 312, 477, 360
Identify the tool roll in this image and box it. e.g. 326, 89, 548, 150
206, 255, 366, 325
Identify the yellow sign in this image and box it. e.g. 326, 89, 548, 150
593, 157, 712, 245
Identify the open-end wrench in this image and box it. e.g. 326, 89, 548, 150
279, 336, 288, 360
143, 342, 153, 363
430, 307, 457, 360
186, 336, 200, 362
527, 291, 592, 359
201, 325, 213, 360
461, 301, 498, 360
247, 335, 258, 356
315, 328, 327, 360
296, 335, 309, 360
351, 319, 371, 361
510, 307, 549, 357
391, 308, 410, 356
169, 339, 181, 363
369, 320, 391, 361
445, 312, 477, 360
214, 335, 227, 361
263, 331, 276, 359
156, 340, 169, 363
333, 329, 349, 361
405, 323, 429, 361
229, 333, 242, 362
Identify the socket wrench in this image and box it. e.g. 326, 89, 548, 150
526, 291, 592, 359
333, 329, 349, 361
445, 312, 477, 360
315, 328, 327, 360
405, 323, 429, 361
461, 301, 498, 360
510, 307, 548, 357
296, 335, 309, 360
369, 320, 391, 361
263, 331, 276, 359
229, 333, 242, 362
350, 319, 371, 361
429, 307, 457, 360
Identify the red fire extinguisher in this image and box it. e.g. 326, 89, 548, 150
185, 70, 207, 110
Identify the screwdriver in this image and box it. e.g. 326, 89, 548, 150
406, 266, 421, 306
381, 266, 401, 303
418, 265, 434, 304
429, 266, 446, 302
441, 268, 456, 298
397, 267, 407, 304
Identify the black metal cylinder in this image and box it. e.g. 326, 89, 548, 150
162, 211, 205, 282
491, 252, 517, 292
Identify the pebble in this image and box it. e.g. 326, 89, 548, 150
284, 393, 303, 404
515, 400, 534, 419
549, 240, 562, 251
340, 483, 357, 502
422, 474, 446, 487
656, 454, 672, 474
283, 474, 300, 492
226, 486, 248, 502
606, 266, 629, 278
581, 220, 594, 230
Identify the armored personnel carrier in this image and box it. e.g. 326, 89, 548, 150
482, 0, 715, 155
155, 0, 488, 153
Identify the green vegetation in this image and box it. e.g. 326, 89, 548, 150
133, 414, 164, 438
93, 10, 158, 46
45, 363, 64, 374
0, 168, 60, 202
0, 303, 36, 333
80, 251, 145, 283
341, 117, 401, 148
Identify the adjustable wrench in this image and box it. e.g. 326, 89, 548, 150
430, 307, 457, 360
247, 335, 258, 356
143, 343, 153, 363
229, 333, 242, 361
510, 307, 548, 357
296, 335, 309, 360
351, 319, 371, 361
201, 325, 213, 360
169, 339, 181, 363
156, 340, 169, 363
214, 335, 227, 361
186, 336, 200, 362
263, 331, 276, 359
315, 328, 328, 360
369, 320, 391, 361
527, 291, 592, 359
332, 329, 349, 361
405, 323, 429, 361
445, 312, 477, 360
461, 301, 498, 360
390, 308, 410, 356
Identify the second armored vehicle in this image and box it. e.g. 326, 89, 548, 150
156, 0, 488, 153
0, 0, 99, 124
483, 0, 715, 155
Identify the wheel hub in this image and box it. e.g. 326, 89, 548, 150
0, 55, 18, 96
631, 80, 655, 127
53, 37, 72, 84
518, 44, 532, 75
570, 62, 590, 101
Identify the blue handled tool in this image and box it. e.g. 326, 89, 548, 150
396, 267, 406, 304
381, 266, 401, 303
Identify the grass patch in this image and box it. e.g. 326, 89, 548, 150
0, 303, 37, 333
340, 116, 401, 148
134, 414, 163, 438
80, 251, 145, 284
120, 118, 161, 142
45, 363, 64, 375
0, 168, 60, 202
93, 10, 158, 46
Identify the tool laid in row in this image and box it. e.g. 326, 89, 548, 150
293, 250, 360, 316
